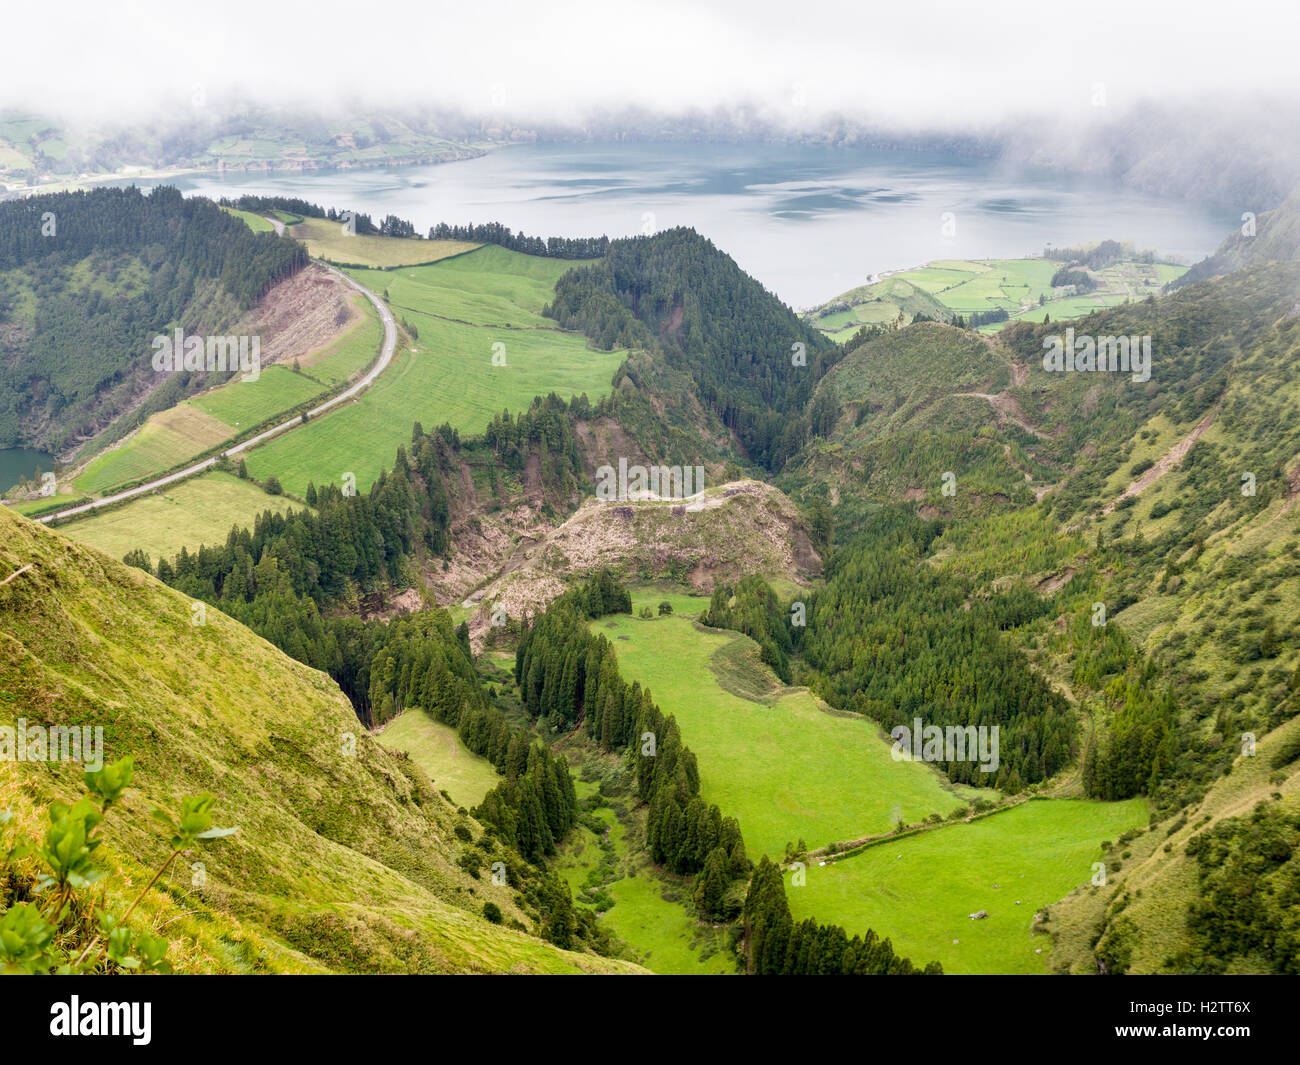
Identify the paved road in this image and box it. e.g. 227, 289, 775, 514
39, 239, 396, 523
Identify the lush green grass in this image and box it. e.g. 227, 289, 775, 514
289, 217, 480, 268
788, 797, 1148, 974
6, 494, 82, 516
378, 244, 576, 326
222, 207, 276, 233
595, 595, 971, 860
376, 710, 500, 808
246, 248, 627, 497
809, 257, 1188, 337
627, 586, 713, 618
555, 772, 736, 974
602, 874, 736, 974
188, 366, 325, 430
588, 590, 1151, 977
75, 405, 235, 494
58, 471, 301, 561
0, 503, 638, 974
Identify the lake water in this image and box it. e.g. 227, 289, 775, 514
111, 142, 1237, 309
0, 447, 55, 495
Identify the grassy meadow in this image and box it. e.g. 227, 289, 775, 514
288, 217, 480, 268
594, 592, 971, 860
245, 246, 627, 498
75, 405, 235, 494
377, 710, 500, 808
786, 797, 1149, 974
594, 590, 1153, 975
58, 471, 302, 562
555, 774, 737, 974
222, 207, 277, 233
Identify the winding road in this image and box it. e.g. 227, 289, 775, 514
39, 240, 396, 524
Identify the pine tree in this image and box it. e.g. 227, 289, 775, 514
694, 848, 730, 919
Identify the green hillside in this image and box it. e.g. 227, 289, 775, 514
1173, 184, 1300, 288
0, 187, 306, 458
244, 246, 628, 498
807, 255, 1186, 341
0, 505, 640, 974
593, 597, 971, 860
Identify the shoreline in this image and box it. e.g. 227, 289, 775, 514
0, 143, 501, 201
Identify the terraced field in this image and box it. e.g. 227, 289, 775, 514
73, 298, 384, 496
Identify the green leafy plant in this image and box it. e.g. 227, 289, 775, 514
0, 757, 237, 974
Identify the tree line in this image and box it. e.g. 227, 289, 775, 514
702, 575, 795, 683
428, 221, 609, 259
744, 858, 942, 975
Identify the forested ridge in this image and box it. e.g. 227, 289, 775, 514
0, 186, 306, 453
545, 227, 840, 470
792, 507, 1074, 791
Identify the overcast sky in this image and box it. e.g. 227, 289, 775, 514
4, 0, 1298, 127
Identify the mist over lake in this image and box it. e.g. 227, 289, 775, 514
114, 142, 1238, 309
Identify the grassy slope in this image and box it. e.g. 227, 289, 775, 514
73, 295, 383, 497
222, 207, 276, 234
807, 257, 1186, 340
792, 262, 1300, 970
1046, 716, 1300, 974
58, 471, 300, 563
780, 323, 1035, 519
0, 505, 640, 973
246, 246, 627, 498
74, 405, 237, 495
376, 711, 500, 808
